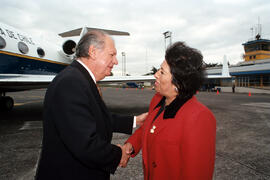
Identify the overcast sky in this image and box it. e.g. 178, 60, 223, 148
1, 0, 270, 75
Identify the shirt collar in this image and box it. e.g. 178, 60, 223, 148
76, 60, 96, 84
154, 95, 191, 119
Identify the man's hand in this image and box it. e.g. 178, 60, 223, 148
136, 112, 148, 126
117, 144, 130, 168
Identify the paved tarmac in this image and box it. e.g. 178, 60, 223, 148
216, 86, 270, 94
0, 87, 270, 180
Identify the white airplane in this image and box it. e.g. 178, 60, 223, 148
0, 22, 230, 111
0, 22, 156, 111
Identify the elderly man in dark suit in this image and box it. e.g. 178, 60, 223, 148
35, 30, 147, 180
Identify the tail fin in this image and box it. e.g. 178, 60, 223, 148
221, 55, 230, 78
79, 26, 88, 37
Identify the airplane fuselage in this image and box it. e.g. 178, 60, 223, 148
0, 22, 70, 76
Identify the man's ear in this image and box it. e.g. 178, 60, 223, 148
88, 45, 96, 60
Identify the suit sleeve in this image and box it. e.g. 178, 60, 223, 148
180, 110, 216, 179
111, 114, 133, 134
51, 76, 121, 174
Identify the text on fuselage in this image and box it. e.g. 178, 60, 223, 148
0, 27, 35, 45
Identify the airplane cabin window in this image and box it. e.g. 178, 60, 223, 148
0, 36, 6, 49
18, 41, 29, 54
37, 47, 45, 57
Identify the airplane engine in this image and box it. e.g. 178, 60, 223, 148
62, 39, 76, 56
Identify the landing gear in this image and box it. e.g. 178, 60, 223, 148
0, 95, 14, 111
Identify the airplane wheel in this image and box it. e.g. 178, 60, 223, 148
0, 96, 14, 111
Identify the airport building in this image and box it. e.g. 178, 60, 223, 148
206, 34, 270, 89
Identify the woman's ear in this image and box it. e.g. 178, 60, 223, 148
172, 82, 180, 95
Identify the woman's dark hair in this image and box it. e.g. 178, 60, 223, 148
165, 41, 205, 99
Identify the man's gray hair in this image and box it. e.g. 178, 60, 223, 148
75, 30, 108, 59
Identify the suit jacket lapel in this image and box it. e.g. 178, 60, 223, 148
70, 60, 113, 135
70, 61, 106, 107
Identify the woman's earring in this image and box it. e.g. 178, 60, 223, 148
175, 87, 178, 92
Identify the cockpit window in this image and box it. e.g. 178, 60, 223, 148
0, 36, 6, 49
37, 47, 45, 57
18, 41, 29, 54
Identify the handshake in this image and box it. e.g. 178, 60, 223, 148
117, 142, 134, 168
116, 112, 148, 168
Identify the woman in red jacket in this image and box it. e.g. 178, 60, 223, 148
123, 42, 216, 180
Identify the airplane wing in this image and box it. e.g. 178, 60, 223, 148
0, 74, 155, 91
0, 71, 231, 92
100, 75, 155, 83
0, 74, 56, 91
206, 75, 231, 79
59, 27, 130, 37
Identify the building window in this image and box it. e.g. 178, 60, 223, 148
0, 36, 6, 49
18, 41, 29, 54
37, 47, 45, 57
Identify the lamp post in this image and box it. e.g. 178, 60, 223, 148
163, 31, 172, 51
121, 52, 126, 76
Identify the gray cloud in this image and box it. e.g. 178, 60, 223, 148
1, 0, 270, 75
